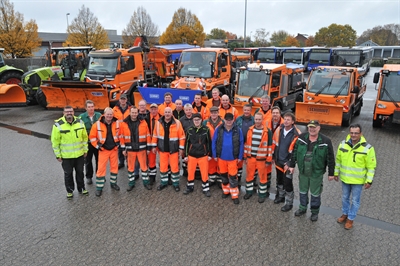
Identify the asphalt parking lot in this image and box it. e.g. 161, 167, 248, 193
0, 67, 399, 265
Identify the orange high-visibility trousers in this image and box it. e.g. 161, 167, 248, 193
218, 158, 238, 177
96, 147, 118, 177
218, 159, 239, 199
246, 157, 267, 183
187, 156, 209, 182
148, 148, 157, 168
159, 151, 180, 186
127, 150, 148, 172
208, 158, 218, 174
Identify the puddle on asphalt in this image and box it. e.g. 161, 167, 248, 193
0, 122, 50, 140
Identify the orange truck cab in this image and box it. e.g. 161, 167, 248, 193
37, 39, 194, 110
295, 66, 366, 126
372, 64, 400, 127
171, 48, 235, 99
234, 62, 305, 114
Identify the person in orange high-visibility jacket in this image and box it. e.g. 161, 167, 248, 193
192, 93, 210, 120
202, 106, 224, 187
243, 112, 273, 203
158, 92, 176, 116
206, 88, 222, 108
271, 112, 301, 211
219, 94, 239, 120
254, 95, 272, 129
89, 107, 121, 197
267, 106, 284, 134
151, 107, 185, 192
147, 103, 160, 185
113, 94, 132, 169
254, 94, 273, 188
183, 113, 212, 197
120, 106, 152, 191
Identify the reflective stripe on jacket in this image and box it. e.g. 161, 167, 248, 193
120, 118, 151, 151
272, 125, 301, 161
334, 135, 376, 184
244, 125, 273, 162
113, 103, 131, 122
192, 102, 210, 120
151, 117, 185, 153
89, 116, 120, 149
51, 116, 88, 158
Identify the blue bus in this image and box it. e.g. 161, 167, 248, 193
234, 47, 283, 63
307, 48, 333, 71
256, 47, 283, 63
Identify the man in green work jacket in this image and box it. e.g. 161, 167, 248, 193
288, 120, 334, 222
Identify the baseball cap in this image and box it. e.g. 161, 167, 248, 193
120, 94, 127, 99
150, 103, 158, 108
192, 113, 202, 119
210, 106, 219, 112
224, 113, 234, 121
307, 120, 320, 127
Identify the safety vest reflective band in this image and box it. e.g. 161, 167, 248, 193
334, 137, 376, 184
51, 117, 88, 159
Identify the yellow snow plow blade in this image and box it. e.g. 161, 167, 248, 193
0, 84, 27, 107
295, 102, 344, 126
39, 81, 110, 110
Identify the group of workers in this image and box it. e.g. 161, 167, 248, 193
51, 88, 377, 230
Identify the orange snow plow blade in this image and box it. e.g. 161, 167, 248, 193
295, 102, 344, 126
0, 84, 27, 107
40, 81, 110, 110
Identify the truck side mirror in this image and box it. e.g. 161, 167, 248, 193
373, 73, 379, 84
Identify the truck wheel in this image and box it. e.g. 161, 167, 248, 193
0, 71, 22, 84
292, 94, 303, 112
354, 99, 363, 116
35, 87, 48, 109
342, 109, 352, 127
372, 118, 382, 128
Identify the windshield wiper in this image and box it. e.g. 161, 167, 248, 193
334, 80, 349, 98
382, 79, 400, 108
315, 80, 332, 96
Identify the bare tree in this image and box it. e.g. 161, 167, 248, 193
122, 6, 159, 47
65, 5, 109, 49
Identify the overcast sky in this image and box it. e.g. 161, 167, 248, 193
12, 0, 400, 39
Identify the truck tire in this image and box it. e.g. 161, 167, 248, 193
372, 118, 382, 128
354, 99, 363, 116
342, 109, 352, 127
292, 94, 303, 112
35, 87, 48, 109
0, 71, 22, 84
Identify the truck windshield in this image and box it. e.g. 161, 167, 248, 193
381, 74, 400, 102
178, 51, 216, 78
334, 52, 361, 67
309, 52, 330, 64
237, 70, 270, 97
87, 57, 118, 77
308, 71, 350, 96
258, 51, 275, 63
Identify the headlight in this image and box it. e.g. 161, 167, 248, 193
307, 96, 314, 101
339, 99, 346, 104
377, 103, 386, 109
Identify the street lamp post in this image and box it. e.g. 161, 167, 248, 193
66, 13, 70, 30
243, 0, 247, 48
